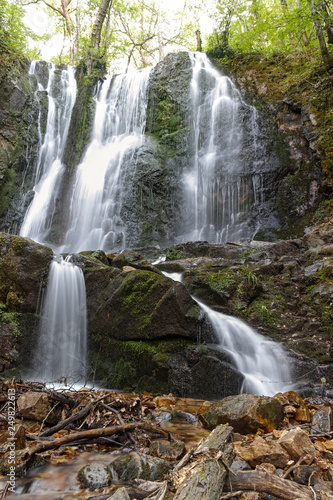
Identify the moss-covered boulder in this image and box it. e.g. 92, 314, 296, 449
0, 233, 53, 374
84, 260, 200, 340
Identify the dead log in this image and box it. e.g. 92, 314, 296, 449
224, 470, 333, 500
172, 424, 234, 500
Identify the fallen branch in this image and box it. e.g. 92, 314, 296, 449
282, 454, 314, 479
224, 470, 333, 500
38, 393, 110, 437
21, 422, 169, 463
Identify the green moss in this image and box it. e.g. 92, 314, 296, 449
166, 248, 185, 261
10, 236, 28, 254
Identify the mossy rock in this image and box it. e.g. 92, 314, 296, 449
85, 267, 199, 341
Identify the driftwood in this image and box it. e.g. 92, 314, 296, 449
224, 470, 333, 500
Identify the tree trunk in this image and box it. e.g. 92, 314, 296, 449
91, 0, 112, 50
311, 0, 330, 64
196, 29, 202, 52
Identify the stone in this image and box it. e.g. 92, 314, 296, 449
235, 437, 290, 468
198, 394, 284, 433
148, 440, 186, 461
293, 465, 322, 485
311, 407, 333, 435
295, 406, 311, 423
17, 391, 58, 424
230, 457, 251, 472
78, 463, 112, 490
278, 428, 318, 462
109, 452, 172, 482
106, 488, 130, 500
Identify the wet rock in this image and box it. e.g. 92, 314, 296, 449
278, 427, 318, 462
109, 451, 172, 481
17, 391, 58, 424
148, 440, 186, 461
169, 410, 197, 423
78, 463, 112, 490
235, 437, 290, 468
311, 407, 333, 435
198, 394, 284, 433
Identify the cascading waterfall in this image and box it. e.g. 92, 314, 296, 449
33, 255, 87, 382
62, 67, 152, 253
183, 52, 265, 243
20, 62, 77, 246
198, 300, 292, 396
162, 271, 292, 396
20, 62, 87, 383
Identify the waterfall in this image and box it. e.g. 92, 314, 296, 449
162, 271, 292, 396
183, 52, 265, 243
62, 67, 152, 253
197, 301, 292, 396
33, 255, 87, 383
20, 62, 77, 247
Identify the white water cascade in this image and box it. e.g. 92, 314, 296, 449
184, 52, 264, 243
162, 271, 292, 396
62, 67, 152, 253
198, 300, 292, 396
20, 62, 77, 246
34, 255, 87, 383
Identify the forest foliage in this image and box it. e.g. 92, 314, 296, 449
0, 0, 332, 70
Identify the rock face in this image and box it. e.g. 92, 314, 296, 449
198, 394, 285, 433
0, 60, 47, 234
0, 233, 53, 374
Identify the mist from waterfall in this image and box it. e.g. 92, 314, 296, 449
183, 52, 265, 243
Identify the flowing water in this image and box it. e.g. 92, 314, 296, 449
62, 67, 152, 253
14, 55, 289, 388
20, 62, 77, 247
33, 255, 87, 383
183, 52, 265, 243
197, 300, 292, 396
162, 271, 292, 396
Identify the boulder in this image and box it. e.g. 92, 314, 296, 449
278, 427, 318, 462
109, 451, 172, 482
78, 463, 112, 490
311, 407, 333, 435
0, 233, 53, 313
235, 436, 290, 468
198, 394, 284, 433
84, 262, 200, 341
17, 391, 58, 424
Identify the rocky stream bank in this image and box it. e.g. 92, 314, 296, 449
0, 380, 333, 499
